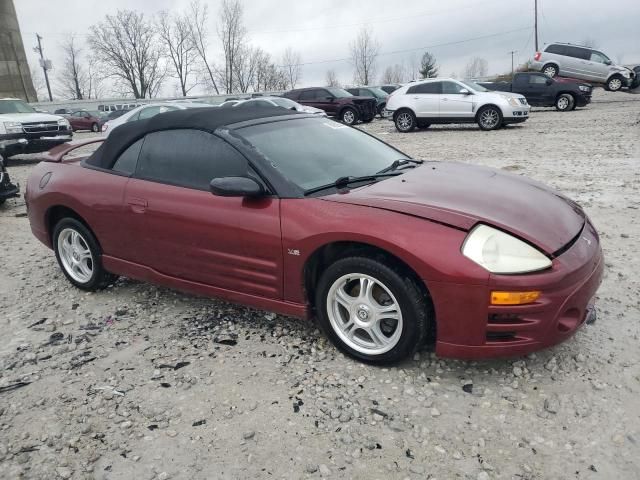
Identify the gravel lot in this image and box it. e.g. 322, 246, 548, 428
1, 89, 639, 480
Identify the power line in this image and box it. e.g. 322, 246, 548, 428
279, 26, 533, 68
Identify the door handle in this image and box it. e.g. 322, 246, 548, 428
127, 197, 148, 213
442, 98, 448, 101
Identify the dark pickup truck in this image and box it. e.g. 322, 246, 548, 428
479, 72, 592, 111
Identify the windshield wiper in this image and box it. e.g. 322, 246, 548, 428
376, 158, 423, 174
304, 172, 402, 196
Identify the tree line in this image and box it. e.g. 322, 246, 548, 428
38, 2, 495, 101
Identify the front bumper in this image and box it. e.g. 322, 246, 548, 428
0, 130, 73, 156
431, 219, 604, 359
503, 107, 530, 124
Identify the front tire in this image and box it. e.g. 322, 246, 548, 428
315, 256, 430, 364
394, 109, 416, 132
476, 105, 503, 131
340, 107, 358, 125
555, 93, 575, 111
53, 218, 117, 291
605, 75, 623, 92
91, 123, 99, 132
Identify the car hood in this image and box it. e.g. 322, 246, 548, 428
323, 162, 584, 254
0, 112, 63, 123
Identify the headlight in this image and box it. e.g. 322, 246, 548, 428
3, 121, 23, 134
507, 97, 521, 107
579, 85, 590, 92
57, 118, 70, 129
620, 70, 631, 78
462, 224, 552, 274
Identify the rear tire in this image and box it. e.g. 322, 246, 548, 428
315, 256, 430, 364
476, 105, 503, 131
394, 109, 416, 132
555, 93, 575, 111
53, 218, 117, 291
542, 63, 559, 78
340, 107, 358, 125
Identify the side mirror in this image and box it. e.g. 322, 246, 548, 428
546, 78, 553, 85
605, 60, 612, 65
459, 88, 471, 95
325, 96, 335, 101
210, 176, 264, 197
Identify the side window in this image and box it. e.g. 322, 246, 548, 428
299, 90, 316, 101
590, 52, 608, 64
441, 81, 465, 94
407, 82, 442, 94
316, 89, 331, 99
566, 46, 589, 60
127, 110, 142, 122
112, 138, 143, 175
529, 74, 549, 84
545, 44, 566, 55
136, 129, 248, 191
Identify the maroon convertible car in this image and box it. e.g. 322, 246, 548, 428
25, 108, 603, 363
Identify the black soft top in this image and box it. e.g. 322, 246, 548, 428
85, 106, 299, 170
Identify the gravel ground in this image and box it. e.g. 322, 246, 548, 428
1, 89, 639, 480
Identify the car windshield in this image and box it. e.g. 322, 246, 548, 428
269, 97, 298, 108
327, 88, 353, 98
460, 80, 489, 92
368, 87, 389, 98
0, 99, 36, 114
237, 117, 409, 192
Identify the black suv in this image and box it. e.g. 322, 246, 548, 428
346, 87, 389, 116
283, 87, 376, 125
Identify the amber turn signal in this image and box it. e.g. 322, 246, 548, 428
490, 290, 541, 305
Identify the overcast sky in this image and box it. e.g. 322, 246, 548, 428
14, 0, 640, 99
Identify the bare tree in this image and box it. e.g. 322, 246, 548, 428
218, 0, 246, 94
464, 57, 488, 79
350, 26, 380, 85
234, 45, 260, 93
380, 63, 406, 84
158, 10, 199, 96
187, 0, 220, 94
85, 57, 104, 99
325, 69, 340, 87
58, 35, 86, 99
89, 10, 164, 99
282, 47, 302, 89
419, 51, 438, 79
253, 50, 287, 91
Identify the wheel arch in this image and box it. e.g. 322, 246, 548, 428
46, 205, 96, 245
541, 62, 559, 74
475, 103, 503, 118
392, 106, 416, 120
303, 240, 436, 342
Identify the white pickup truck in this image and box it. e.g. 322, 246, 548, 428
0, 98, 72, 161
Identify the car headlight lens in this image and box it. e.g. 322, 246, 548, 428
507, 97, 521, 107
3, 121, 23, 134
462, 224, 552, 274
621, 70, 631, 78
579, 85, 590, 92
57, 118, 70, 129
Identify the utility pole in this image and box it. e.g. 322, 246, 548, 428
508, 50, 517, 77
534, 0, 539, 51
34, 33, 52, 101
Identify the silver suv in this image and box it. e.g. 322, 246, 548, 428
530, 43, 635, 91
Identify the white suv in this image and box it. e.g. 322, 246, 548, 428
384, 79, 530, 132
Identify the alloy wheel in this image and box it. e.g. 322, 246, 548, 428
57, 228, 94, 283
543, 65, 557, 77
342, 109, 355, 124
396, 112, 413, 131
480, 108, 499, 129
557, 96, 570, 110
326, 273, 403, 355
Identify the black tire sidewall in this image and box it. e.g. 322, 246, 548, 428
394, 109, 416, 132
340, 107, 358, 125
543, 64, 558, 77
53, 218, 109, 291
315, 256, 428, 364
92, 123, 99, 132
555, 93, 573, 111
476, 106, 503, 131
